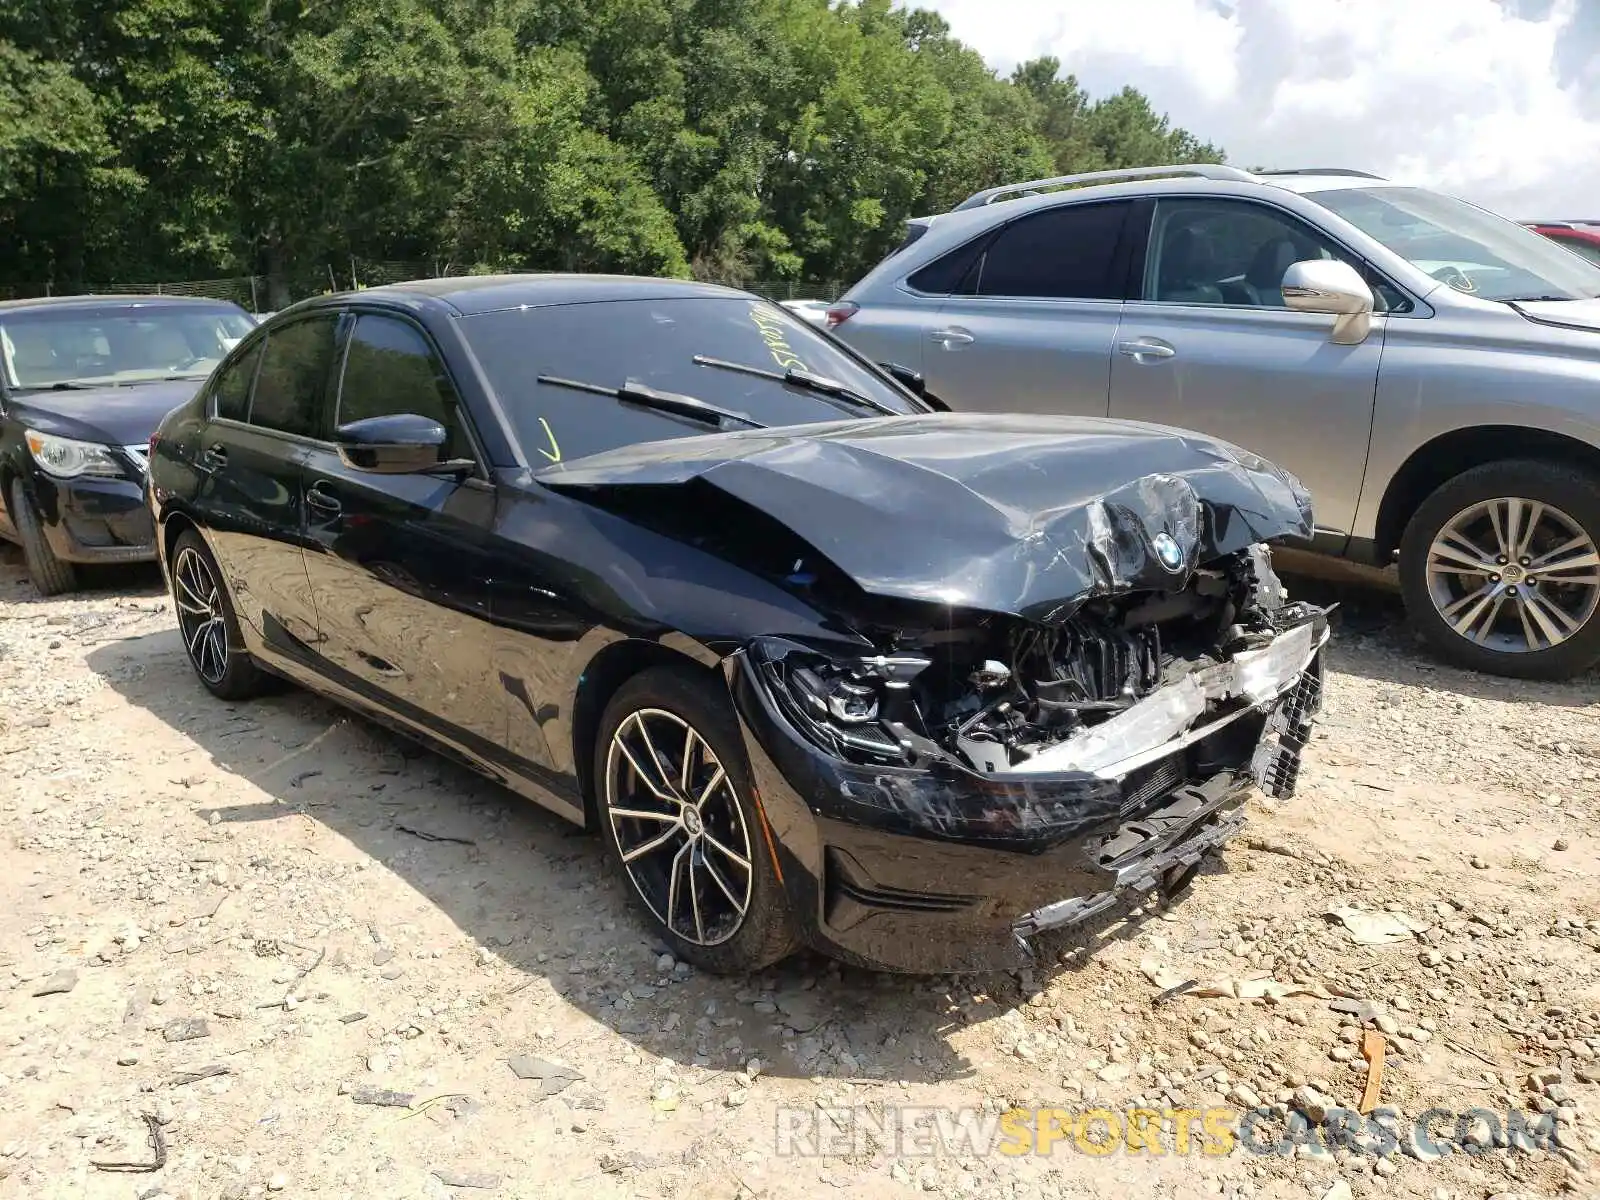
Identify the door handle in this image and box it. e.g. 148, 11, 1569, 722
1118, 338, 1176, 360
930, 327, 975, 347
200, 443, 228, 469
306, 483, 341, 517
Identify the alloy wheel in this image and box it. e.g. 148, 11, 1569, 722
173, 546, 229, 684
604, 707, 754, 946
1424, 496, 1600, 654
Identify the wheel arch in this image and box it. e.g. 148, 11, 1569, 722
158, 506, 201, 566
1374, 426, 1600, 561
570, 638, 723, 831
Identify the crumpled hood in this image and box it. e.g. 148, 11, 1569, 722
7, 379, 201, 446
536, 413, 1314, 623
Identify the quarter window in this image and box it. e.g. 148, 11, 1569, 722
212, 341, 263, 422
250, 316, 339, 437
337, 315, 470, 460
970, 201, 1132, 300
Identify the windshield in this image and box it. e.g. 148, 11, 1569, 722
460, 296, 923, 465
1314, 187, 1600, 302
0, 303, 257, 390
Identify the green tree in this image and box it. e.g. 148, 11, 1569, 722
0, 0, 1224, 300
1011, 55, 1222, 176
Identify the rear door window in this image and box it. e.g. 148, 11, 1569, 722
971, 201, 1133, 299
250, 316, 339, 438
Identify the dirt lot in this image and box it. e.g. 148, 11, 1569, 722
2, 545, 1599, 1200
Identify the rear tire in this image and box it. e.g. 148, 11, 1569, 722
594, 665, 798, 974
1399, 459, 1600, 680
8, 479, 78, 597
169, 528, 270, 700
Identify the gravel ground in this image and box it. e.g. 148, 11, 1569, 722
2, 545, 1599, 1200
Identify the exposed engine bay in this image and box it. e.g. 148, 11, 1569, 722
763, 543, 1327, 790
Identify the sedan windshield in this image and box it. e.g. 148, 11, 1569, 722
1314, 187, 1600, 302
0, 303, 257, 390
460, 296, 924, 465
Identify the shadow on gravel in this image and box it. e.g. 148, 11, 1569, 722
0, 541, 165, 603
85, 627, 1192, 1086
1281, 567, 1600, 709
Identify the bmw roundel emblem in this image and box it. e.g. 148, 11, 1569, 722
1152, 531, 1185, 572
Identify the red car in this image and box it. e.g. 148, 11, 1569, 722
1525, 220, 1600, 266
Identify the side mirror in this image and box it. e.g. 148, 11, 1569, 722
1281, 259, 1375, 345
879, 362, 926, 396
878, 362, 950, 412
334, 413, 448, 474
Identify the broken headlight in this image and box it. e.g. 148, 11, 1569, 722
750, 637, 931, 763
790, 664, 880, 724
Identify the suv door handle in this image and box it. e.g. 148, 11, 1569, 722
200, 443, 228, 469
1118, 338, 1176, 361
930, 327, 975, 347
306, 482, 342, 517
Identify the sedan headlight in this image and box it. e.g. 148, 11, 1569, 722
23, 430, 125, 479
752, 637, 932, 763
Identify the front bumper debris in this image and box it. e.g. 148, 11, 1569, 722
728, 629, 1328, 973
1012, 771, 1244, 941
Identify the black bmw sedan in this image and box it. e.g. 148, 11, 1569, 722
0, 295, 257, 594
147, 275, 1328, 974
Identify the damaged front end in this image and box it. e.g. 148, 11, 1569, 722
751, 542, 1326, 792
734, 542, 1327, 966
545, 413, 1329, 970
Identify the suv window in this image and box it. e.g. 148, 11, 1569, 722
964, 201, 1131, 300
907, 237, 985, 294
1144, 198, 1407, 312
337, 315, 470, 459
250, 316, 339, 437
1549, 234, 1600, 268
212, 340, 263, 422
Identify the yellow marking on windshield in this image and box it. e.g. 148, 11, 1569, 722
749, 303, 808, 372
535, 416, 562, 463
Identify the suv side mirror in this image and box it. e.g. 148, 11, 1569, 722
335, 413, 447, 474
1281, 259, 1375, 345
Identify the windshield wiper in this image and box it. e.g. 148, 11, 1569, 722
691, 355, 901, 418
1502, 295, 1579, 303
34, 381, 106, 391
536, 375, 765, 430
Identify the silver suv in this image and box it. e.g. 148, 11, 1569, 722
831, 165, 1600, 680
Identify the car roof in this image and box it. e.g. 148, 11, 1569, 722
0, 294, 244, 314
343, 273, 755, 316
903, 173, 1410, 248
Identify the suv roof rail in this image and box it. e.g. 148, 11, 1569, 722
1257, 168, 1386, 179
950, 163, 1257, 212
1523, 219, 1599, 227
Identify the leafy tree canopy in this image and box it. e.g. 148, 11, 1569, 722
0, 0, 1221, 301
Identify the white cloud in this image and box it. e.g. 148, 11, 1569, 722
923, 0, 1600, 219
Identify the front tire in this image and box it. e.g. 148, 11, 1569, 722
8, 479, 78, 597
1399, 460, 1600, 680
169, 529, 269, 700
595, 666, 798, 974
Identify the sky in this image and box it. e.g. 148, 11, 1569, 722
922, 0, 1600, 219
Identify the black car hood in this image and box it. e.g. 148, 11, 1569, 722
7, 379, 202, 446
536, 413, 1314, 623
